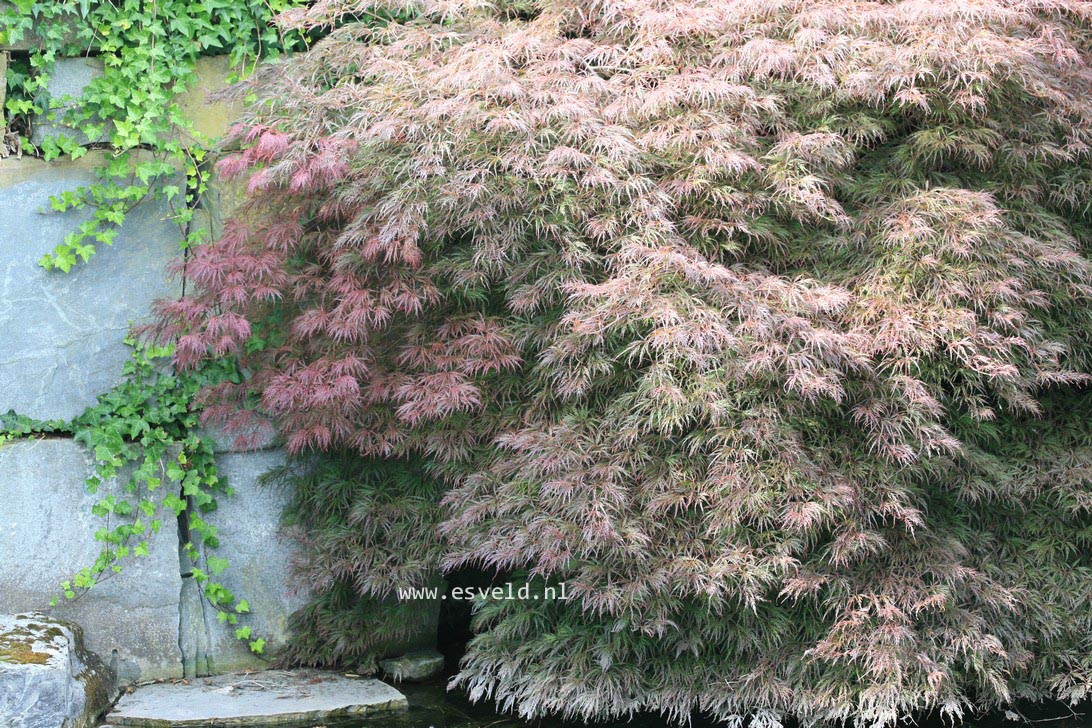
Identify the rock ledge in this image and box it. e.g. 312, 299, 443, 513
106, 669, 407, 727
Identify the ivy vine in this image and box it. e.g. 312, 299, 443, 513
0, 0, 312, 655
0, 0, 309, 271
0, 340, 267, 655
0, 0, 310, 657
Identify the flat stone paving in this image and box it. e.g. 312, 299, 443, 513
105, 670, 408, 727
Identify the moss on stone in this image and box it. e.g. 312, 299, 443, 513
0, 628, 50, 665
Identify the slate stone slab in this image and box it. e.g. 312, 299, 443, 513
177, 576, 212, 679
379, 649, 445, 682
30, 57, 110, 146
0, 439, 183, 683
0, 613, 114, 728
188, 451, 439, 672
175, 56, 246, 144
186, 450, 309, 674
0, 153, 183, 421
195, 416, 277, 454
106, 670, 407, 727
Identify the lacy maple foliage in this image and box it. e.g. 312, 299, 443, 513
158, 0, 1092, 724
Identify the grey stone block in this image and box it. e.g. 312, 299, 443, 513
0, 613, 115, 728
0, 439, 183, 683
176, 56, 246, 144
185, 451, 440, 674
0, 153, 183, 421
195, 417, 277, 454
187, 450, 309, 673
177, 575, 212, 679
379, 649, 445, 682
107, 670, 407, 726
27, 54, 243, 148
30, 57, 110, 146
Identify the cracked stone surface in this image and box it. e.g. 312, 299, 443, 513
195, 418, 277, 454
0, 613, 115, 728
0, 438, 437, 686
0, 153, 183, 421
0, 439, 183, 683
106, 670, 407, 727
0, 442, 310, 685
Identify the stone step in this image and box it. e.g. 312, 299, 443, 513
105, 670, 408, 727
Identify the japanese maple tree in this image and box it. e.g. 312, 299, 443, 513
159, 0, 1092, 724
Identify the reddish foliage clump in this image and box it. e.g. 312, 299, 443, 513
159, 0, 1092, 724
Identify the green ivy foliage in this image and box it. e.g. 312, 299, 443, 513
0, 340, 267, 655
0, 0, 306, 659
0, 0, 309, 270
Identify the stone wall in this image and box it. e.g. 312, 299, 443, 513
0, 439, 184, 683
0, 153, 183, 421
0, 53, 420, 685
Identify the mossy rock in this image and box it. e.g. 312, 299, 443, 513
0, 626, 52, 664
0, 613, 116, 728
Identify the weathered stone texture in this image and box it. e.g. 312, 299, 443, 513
107, 670, 407, 727
177, 575, 212, 679
177, 449, 440, 675
0, 439, 183, 683
195, 415, 277, 454
187, 450, 309, 673
379, 649, 445, 682
0, 613, 115, 728
30, 57, 109, 146
189, 161, 248, 252
175, 56, 246, 144
0, 153, 183, 421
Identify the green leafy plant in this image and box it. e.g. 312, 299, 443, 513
0, 0, 309, 270
0, 339, 268, 655
0, 0, 303, 662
